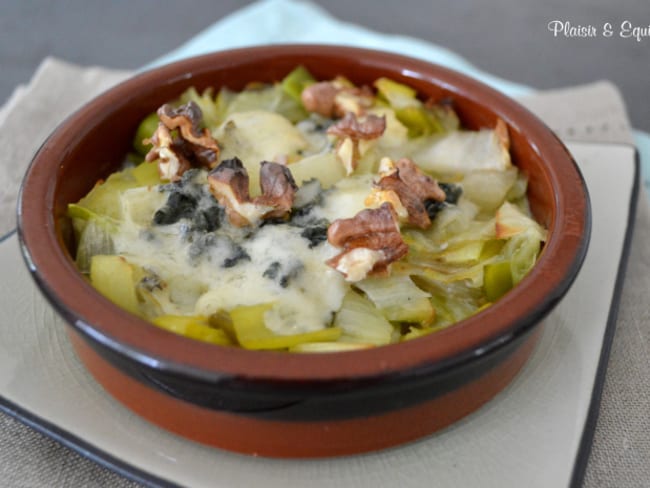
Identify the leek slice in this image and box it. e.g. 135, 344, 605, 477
402, 323, 450, 341
230, 303, 341, 350
132, 112, 159, 156
89, 255, 140, 316
495, 201, 547, 241
435, 241, 485, 264
374, 77, 418, 108
288, 152, 346, 188
131, 161, 161, 186
209, 310, 237, 342
333, 291, 394, 345
75, 219, 114, 273
152, 315, 232, 346
355, 276, 434, 324
503, 229, 543, 284
281, 65, 316, 102
215, 88, 235, 123
483, 261, 514, 302
413, 128, 512, 174
73, 165, 161, 221
461, 167, 518, 213
225, 84, 307, 123
179, 86, 221, 129
374, 77, 449, 137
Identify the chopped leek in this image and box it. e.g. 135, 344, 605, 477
208, 310, 237, 342
90, 255, 140, 316
74, 219, 114, 273
287, 152, 346, 188
72, 164, 161, 221
333, 291, 394, 345
131, 161, 162, 186
495, 201, 547, 241
461, 167, 518, 213
413, 128, 512, 174
230, 303, 342, 350
132, 112, 159, 156
179, 86, 221, 129
483, 261, 514, 302
503, 229, 543, 284
225, 84, 307, 123
152, 315, 232, 346
373, 77, 448, 137
355, 275, 434, 324
374, 77, 418, 108
281, 65, 316, 102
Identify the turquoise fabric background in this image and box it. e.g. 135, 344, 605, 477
150, 0, 649, 194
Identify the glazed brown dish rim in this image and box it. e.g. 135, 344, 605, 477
17, 45, 590, 383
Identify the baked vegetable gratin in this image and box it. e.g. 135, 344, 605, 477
68, 66, 547, 352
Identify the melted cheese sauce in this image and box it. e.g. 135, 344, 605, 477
111, 122, 382, 336
108, 108, 414, 336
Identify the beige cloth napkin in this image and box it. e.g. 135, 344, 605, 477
0, 58, 648, 487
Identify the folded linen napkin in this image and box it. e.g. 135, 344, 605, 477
1, 1, 648, 487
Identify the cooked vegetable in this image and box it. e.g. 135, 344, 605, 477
483, 261, 514, 302
333, 290, 394, 346
230, 303, 342, 350
74, 218, 114, 273
153, 315, 232, 346
72, 162, 161, 221
71, 67, 547, 351
133, 112, 159, 156
179, 87, 221, 128
90, 255, 140, 316
355, 275, 434, 324
281, 65, 316, 102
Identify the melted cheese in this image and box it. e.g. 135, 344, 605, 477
110, 113, 382, 336
112, 183, 352, 335
313, 173, 375, 222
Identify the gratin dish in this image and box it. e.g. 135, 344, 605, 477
17, 45, 590, 457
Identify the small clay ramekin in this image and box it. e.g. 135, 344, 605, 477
17, 45, 590, 458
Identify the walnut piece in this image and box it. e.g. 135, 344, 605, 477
327, 112, 386, 174
144, 124, 191, 182
327, 112, 386, 140
375, 158, 446, 228
301, 81, 374, 118
326, 203, 408, 281
207, 158, 297, 227
300, 82, 339, 118
254, 161, 298, 219
145, 101, 220, 182
494, 117, 510, 151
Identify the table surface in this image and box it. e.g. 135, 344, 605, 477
1, 1, 648, 487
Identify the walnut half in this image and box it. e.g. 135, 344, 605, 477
326, 203, 408, 282
207, 158, 297, 227
145, 101, 220, 182
374, 158, 446, 228
301, 81, 374, 118
327, 112, 386, 174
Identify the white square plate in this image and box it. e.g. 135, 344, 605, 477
0, 142, 639, 488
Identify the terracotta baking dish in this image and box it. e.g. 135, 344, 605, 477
17, 45, 590, 458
